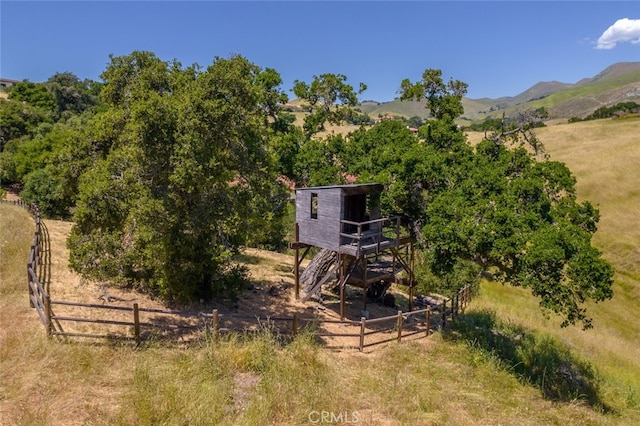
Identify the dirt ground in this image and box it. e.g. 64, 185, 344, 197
9, 191, 436, 352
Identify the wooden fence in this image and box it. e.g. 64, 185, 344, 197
7, 200, 473, 351
7, 200, 53, 336
39, 286, 471, 351
320, 285, 472, 351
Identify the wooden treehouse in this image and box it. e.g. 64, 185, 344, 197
291, 184, 416, 320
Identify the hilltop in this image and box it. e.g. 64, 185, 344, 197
356, 62, 640, 123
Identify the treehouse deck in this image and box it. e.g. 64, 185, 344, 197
344, 256, 407, 288
292, 184, 416, 319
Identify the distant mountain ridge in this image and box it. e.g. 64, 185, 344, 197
357, 62, 640, 123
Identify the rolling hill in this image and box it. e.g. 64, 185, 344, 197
356, 62, 640, 124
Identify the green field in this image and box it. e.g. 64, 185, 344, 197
1, 118, 639, 424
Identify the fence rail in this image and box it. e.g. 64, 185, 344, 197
47, 285, 471, 351
5, 200, 473, 351
5, 200, 53, 336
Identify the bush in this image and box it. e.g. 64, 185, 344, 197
20, 168, 70, 218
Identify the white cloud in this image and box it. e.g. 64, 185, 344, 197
596, 18, 640, 49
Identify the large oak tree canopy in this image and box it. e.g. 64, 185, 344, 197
360, 69, 613, 328
67, 52, 288, 302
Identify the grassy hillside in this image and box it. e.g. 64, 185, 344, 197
358, 99, 430, 119
1, 118, 639, 424
466, 117, 640, 418
357, 98, 493, 124
360, 63, 640, 123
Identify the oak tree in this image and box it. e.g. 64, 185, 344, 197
292, 73, 366, 139
335, 69, 613, 328
68, 52, 288, 302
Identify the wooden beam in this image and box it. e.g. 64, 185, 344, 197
362, 256, 368, 310
339, 254, 345, 320
409, 281, 413, 312
294, 222, 300, 299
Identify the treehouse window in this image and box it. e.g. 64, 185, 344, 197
311, 193, 318, 219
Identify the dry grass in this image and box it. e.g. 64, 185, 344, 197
465, 118, 640, 421
0, 205, 631, 425
2, 118, 639, 424
536, 119, 640, 280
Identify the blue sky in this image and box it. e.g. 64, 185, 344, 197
1, 1, 639, 101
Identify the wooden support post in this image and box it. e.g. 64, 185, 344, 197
362, 286, 367, 310
426, 306, 431, 336
212, 309, 219, 341
294, 223, 300, 300
392, 246, 397, 281
339, 255, 346, 321
359, 317, 366, 352
362, 256, 368, 310
292, 314, 298, 338
340, 283, 346, 321
133, 303, 140, 344
397, 310, 403, 343
409, 281, 413, 312
410, 240, 415, 276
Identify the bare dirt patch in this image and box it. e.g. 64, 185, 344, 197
42, 218, 431, 351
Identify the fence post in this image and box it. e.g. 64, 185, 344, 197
454, 292, 459, 319
32, 240, 38, 271
212, 309, 219, 341
44, 293, 51, 337
464, 286, 469, 312
27, 263, 34, 308
133, 303, 140, 344
292, 314, 298, 338
397, 310, 403, 343
359, 317, 366, 352
442, 300, 447, 328
426, 306, 431, 336
465, 285, 470, 311
464, 284, 471, 309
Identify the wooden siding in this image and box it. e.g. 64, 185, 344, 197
295, 184, 384, 252
296, 187, 342, 251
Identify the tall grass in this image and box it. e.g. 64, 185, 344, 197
0, 204, 33, 296
3, 117, 640, 424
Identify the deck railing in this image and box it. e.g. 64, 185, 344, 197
339, 216, 403, 256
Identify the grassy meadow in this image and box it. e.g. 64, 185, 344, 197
1, 117, 639, 424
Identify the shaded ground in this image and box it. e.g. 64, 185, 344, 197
36, 214, 435, 352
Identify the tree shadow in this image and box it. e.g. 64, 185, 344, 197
443, 309, 613, 413
233, 253, 263, 265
